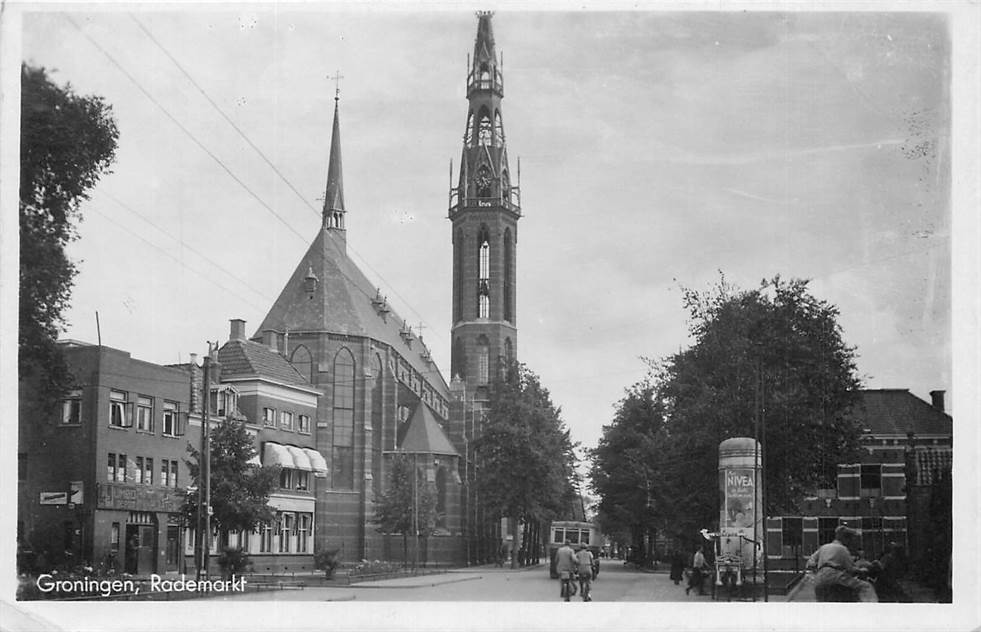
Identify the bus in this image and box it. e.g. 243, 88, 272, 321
547, 520, 602, 579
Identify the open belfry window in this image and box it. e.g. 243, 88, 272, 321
465, 112, 474, 146
478, 226, 490, 319
478, 109, 492, 146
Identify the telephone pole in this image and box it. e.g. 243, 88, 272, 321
197, 344, 213, 580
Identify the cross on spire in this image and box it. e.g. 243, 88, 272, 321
330, 69, 344, 101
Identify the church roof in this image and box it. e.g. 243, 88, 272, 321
253, 226, 448, 398
400, 401, 459, 456
854, 389, 952, 436
218, 338, 314, 390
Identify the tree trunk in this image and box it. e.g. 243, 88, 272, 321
510, 516, 520, 569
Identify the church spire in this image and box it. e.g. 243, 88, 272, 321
322, 79, 345, 233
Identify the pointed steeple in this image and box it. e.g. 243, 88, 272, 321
322, 88, 345, 233
469, 11, 502, 98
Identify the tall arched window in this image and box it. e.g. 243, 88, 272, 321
289, 345, 313, 384
494, 111, 505, 147
370, 354, 383, 494
477, 335, 490, 384
477, 226, 490, 319
477, 108, 492, 146
503, 228, 513, 323
331, 349, 355, 490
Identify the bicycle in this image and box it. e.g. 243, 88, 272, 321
578, 570, 592, 602
560, 572, 578, 601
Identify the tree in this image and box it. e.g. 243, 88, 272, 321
19, 64, 119, 404
373, 452, 438, 567
183, 416, 280, 554
650, 275, 862, 537
475, 362, 578, 568
589, 381, 666, 564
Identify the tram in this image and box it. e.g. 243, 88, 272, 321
547, 520, 602, 579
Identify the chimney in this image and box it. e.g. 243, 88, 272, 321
929, 390, 945, 413
230, 319, 246, 341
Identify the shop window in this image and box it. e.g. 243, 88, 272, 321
61, 390, 83, 425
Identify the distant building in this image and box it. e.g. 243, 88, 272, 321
18, 341, 198, 575
765, 388, 952, 564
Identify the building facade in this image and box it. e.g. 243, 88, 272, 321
18, 341, 198, 576
765, 389, 952, 566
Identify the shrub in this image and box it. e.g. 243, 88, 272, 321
217, 547, 251, 577
314, 548, 341, 579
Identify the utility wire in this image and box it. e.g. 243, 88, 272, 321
129, 13, 322, 221
65, 14, 310, 245
99, 190, 272, 305
82, 15, 437, 338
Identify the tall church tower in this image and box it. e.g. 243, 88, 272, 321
449, 11, 520, 402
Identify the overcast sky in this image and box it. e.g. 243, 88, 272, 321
17, 6, 955, 454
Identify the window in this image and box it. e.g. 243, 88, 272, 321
263, 408, 276, 426
478, 113, 492, 146
782, 517, 803, 548
135, 457, 144, 484
553, 528, 564, 544
169, 460, 178, 488
279, 513, 292, 553
136, 396, 153, 432
107, 453, 127, 482
280, 410, 294, 431
567, 529, 580, 545
477, 339, 489, 384
479, 238, 490, 279
494, 111, 505, 147
332, 349, 355, 490
211, 386, 237, 417
298, 414, 311, 434
111, 523, 120, 551
298, 514, 310, 553
61, 390, 82, 425
260, 524, 273, 553
818, 517, 838, 545
504, 228, 513, 323
296, 470, 309, 491
161, 460, 169, 486
162, 401, 178, 436
280, 469, 294, 489
464, 112, 474, 146
144, 458, 153, 485
109, 390, 131, 428
860, 464, 882, 496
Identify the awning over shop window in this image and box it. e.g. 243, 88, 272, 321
304, 448, 329, 477
286, 445, 313, 471
263, 443, 293, 468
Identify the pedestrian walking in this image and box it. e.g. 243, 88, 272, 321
669, 550, 685, 585
555, 540, 577, 601
686, 546, 707, 596
575, 543, 594, 601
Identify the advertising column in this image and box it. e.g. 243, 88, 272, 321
718, 438, 762, 567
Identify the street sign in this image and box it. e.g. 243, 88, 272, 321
40, 491, 68, 505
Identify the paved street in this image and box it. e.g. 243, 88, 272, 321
201, 559, 746, 602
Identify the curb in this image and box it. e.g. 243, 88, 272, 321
347, 575, 483, 589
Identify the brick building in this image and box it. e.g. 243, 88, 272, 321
18, 341, 199, 576
765, 388, 952, 565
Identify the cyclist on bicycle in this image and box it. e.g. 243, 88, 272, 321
555, 540, 577, 601
575, 543, 594, 602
